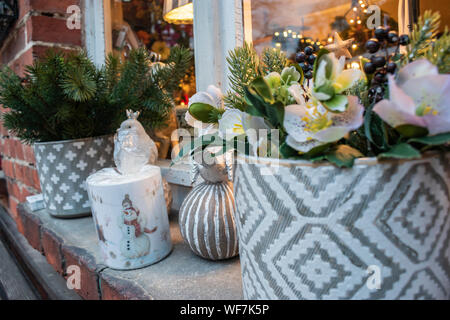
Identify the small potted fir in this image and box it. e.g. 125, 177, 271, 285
175, 12, 450, 299
0, 47, 191, 218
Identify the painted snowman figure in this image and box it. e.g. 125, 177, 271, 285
119, 194, 157, 259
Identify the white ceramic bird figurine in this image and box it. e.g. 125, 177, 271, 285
114, 110, 158, 175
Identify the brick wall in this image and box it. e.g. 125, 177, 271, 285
0, 0, 82, 222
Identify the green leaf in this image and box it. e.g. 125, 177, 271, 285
250, 77, 274, 104
303, 143, 332, 158
408, 132, 450, 145
322, 94, 347, 112
378, 143, 421, 159
395, 124, 429, 138
188, 103, 217, 123
314, 83, 335, 101
244, 86, 267, 117
324, 145, 363, 168
279, 142, 299, 158
364, 104, 390, 150
290, 63, 305, 84
171, 133, 220, 165
266, 101, 285, 128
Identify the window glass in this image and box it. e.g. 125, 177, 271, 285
250, 0, 447, 62
108, 0, 195, 105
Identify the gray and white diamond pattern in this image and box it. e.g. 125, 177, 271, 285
234, 153, 450, 300
34, 135, 114, 217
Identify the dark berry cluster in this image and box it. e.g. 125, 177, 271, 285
364, 26, 410, 102
295, 46, 317, 80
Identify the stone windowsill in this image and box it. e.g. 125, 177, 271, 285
11, 160, 243, 300
17, 204, 242, 300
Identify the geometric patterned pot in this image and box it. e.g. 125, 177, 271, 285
33, 135, 114, 218
234, 152, 450, 300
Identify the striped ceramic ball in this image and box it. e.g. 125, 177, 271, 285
179, 181, 239, 260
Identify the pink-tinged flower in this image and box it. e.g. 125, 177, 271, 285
284, 96, 364, 153
373, 59, 450, 136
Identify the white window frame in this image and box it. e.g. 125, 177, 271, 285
83, 0, 253, 92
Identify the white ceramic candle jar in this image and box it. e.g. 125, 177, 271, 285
86, 165, 172, 270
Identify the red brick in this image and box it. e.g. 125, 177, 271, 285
8, 196, 21, 227
31, 0, 80, 15
0, 121, 9, 136
9, 47, 33, 77
19, 185, 31, 202
30, 15, 81, 46
23, 144, 36, 164
62, 245, 100, 300
32, 45, 76, 60
41, 228, 64, 274
1, 138, 14, 158
13, 140, 25, 161
13, 162, 25, 182
0, 25, 27, 65
6, 179, 20, 200
18, 0, 31, 22
2, 159, 14, 178
18, 204, 42, 252
31, 167, 41, 191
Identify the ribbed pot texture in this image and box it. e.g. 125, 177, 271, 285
33, 135, 114, 218
234, 153, 450, 299
179, 181, 239, 260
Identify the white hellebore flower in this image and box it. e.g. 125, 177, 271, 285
185, 85, 224, 136
218, 109, 276, 157
284, 96, 364, 153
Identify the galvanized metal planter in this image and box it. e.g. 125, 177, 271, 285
234, 153, 450, 300
33, 135, 115, 218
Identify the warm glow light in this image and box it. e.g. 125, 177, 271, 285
357, 20, 362, 24
352, 44, 358, 49
361, 4, 365, 7
351, 62, 360, 69
350, 19, 355, 24
328, 37, 333, 43
275, 32, 280, 36
299, 34, 303, 39
275, 43, 281, 47
288, 29, 292, 33
353, 7, 357, 11
283, 31, 288, 37
163, 1, 193, 24
364, 9, 368, 13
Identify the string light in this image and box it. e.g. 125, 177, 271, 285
328, 36, 333, 43
351, 62, 360, 69
352, 44, 358, 49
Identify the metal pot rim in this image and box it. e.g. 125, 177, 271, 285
236, 151, 447, 168
33, 134, 113, 146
